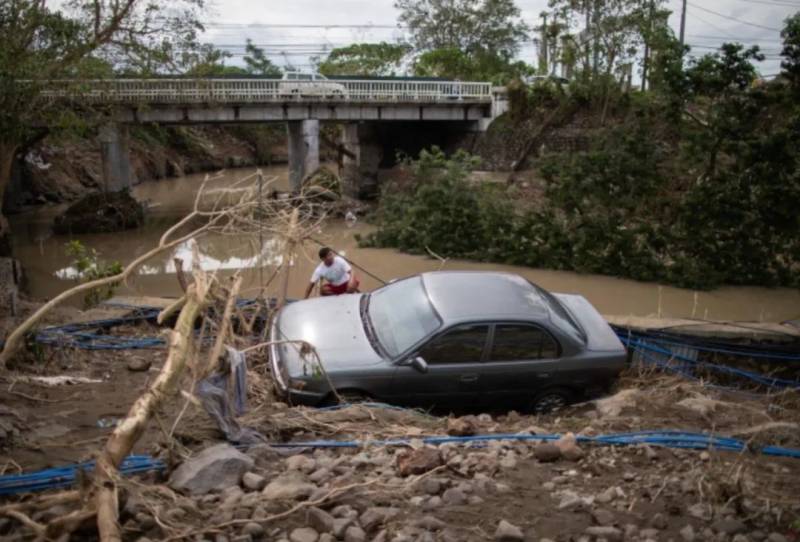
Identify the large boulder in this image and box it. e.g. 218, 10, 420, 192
53, 190, 144, 234
168, 443, 254, 495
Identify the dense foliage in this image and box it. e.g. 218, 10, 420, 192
365, 15, 800, 290
317, 43, 412, 77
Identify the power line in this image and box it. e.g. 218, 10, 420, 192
202, 22, 401, 29
687, 3, 782, 32
688, 34, 782, 42
728, 0, 800, 7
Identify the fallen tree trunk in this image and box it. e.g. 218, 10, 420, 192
94, 275, 211, 542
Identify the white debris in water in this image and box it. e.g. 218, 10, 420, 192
345, 211, 358, 227
25, 152, 51, 171
20, 376, 103, 386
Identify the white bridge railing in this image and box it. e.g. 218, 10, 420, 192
37, 79, 493, 104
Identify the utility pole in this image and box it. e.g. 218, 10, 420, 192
641, 0, 655, 91
679, 0, 687, 46
540, 12, 549, 76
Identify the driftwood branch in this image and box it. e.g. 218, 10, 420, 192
95, 274, 211, 542
204, 273, 243, 377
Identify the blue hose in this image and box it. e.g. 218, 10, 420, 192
2, 429, 799, 496
0, 455, 164, 496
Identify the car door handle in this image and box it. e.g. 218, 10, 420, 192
460, 374, 479, 383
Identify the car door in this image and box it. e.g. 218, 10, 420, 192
387, 323, 489, 412
479, 323, 561, 408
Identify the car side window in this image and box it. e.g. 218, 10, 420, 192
419, 324, 489, 365
490, 324, 559, 361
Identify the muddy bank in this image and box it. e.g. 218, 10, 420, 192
0, 302, 798, 541
3, 124, 292, 211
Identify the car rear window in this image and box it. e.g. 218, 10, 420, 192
529, 283, 586, 343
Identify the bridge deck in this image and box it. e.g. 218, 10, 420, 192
38, 78, 494, 105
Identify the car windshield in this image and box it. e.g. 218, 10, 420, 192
367, 277, 441, 358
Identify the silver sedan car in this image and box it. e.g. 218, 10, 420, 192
270, 271, 627, 413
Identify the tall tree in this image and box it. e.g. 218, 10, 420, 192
317, 42, 412, 76
781, 12, 800, 91
395, 0, 529, 56
0, 0, 204, 255
243, 39, 282, 76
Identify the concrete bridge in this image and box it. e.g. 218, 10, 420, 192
39, 78, 509, 196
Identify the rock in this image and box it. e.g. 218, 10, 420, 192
332, 517, 354, 539
242, 472, 266, 492
584, 526, 622, 541
290, 527, 319, 542
442, 488, 466, 506
423, 496, 442, 510
622, 472, 636, 482
306, 507, 335, 534
359, 507, 399, 532
595, 486, 623, 504
533, 443, 561, 462
494, 520, 524, 541
712, 518, 747, 535
447, 416, 478, 436
640, 528, 660, 539
286, 455, 317, 473
421, 478, 442, 495
135, 512, 156, 530
624, 524, 639, 539
557, 490, 593, 511
414, 516, 447, 531
767, 534, 788, 542
262, 472, 316, 501
344, 525, 366, 542
687, 503, 712, 521
732, 535, 751, 542
53, 190, 145, 235
309, 468, 331, 484
243, 522, 264, 538
319, 535, 336, 542
554, 433, 584, 461
127, 358, 152, 372
594, 389, 639, 417
396, 447, 442, 477
650, 512, 668, 530
169, 443, 254, 495
542, 482, 555, 491
699, 451, 710, 461
680, 524, 696, 542
591, 509, 615, 527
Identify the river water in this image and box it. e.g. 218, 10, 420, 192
9, 166, 800, 321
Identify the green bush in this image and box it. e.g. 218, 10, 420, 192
361, 147, 515, 260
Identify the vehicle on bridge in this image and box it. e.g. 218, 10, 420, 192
279, 71, 348, 98
270, 271, 627, 413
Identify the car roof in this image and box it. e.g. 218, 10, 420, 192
420, 271, 552, 324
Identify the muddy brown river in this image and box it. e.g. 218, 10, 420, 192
10, 166, 800, 321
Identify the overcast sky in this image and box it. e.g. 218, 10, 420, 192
199, 0, 797, 77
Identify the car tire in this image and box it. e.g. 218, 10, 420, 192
530, 387, 573, 414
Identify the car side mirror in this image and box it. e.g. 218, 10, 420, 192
410, 356, 428, 374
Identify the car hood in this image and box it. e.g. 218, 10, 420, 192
553, 293, 625, 352
274, 294, 385, 376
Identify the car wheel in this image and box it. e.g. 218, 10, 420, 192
530, 388, 573, 414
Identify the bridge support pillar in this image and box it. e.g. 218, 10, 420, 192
341, 123, 382, 200
99, 123, 134, 192
287, 120, 319, 192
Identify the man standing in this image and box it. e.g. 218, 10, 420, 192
304, 247, 360, 298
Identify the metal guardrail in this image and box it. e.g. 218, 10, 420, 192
36, 79, 494, 104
